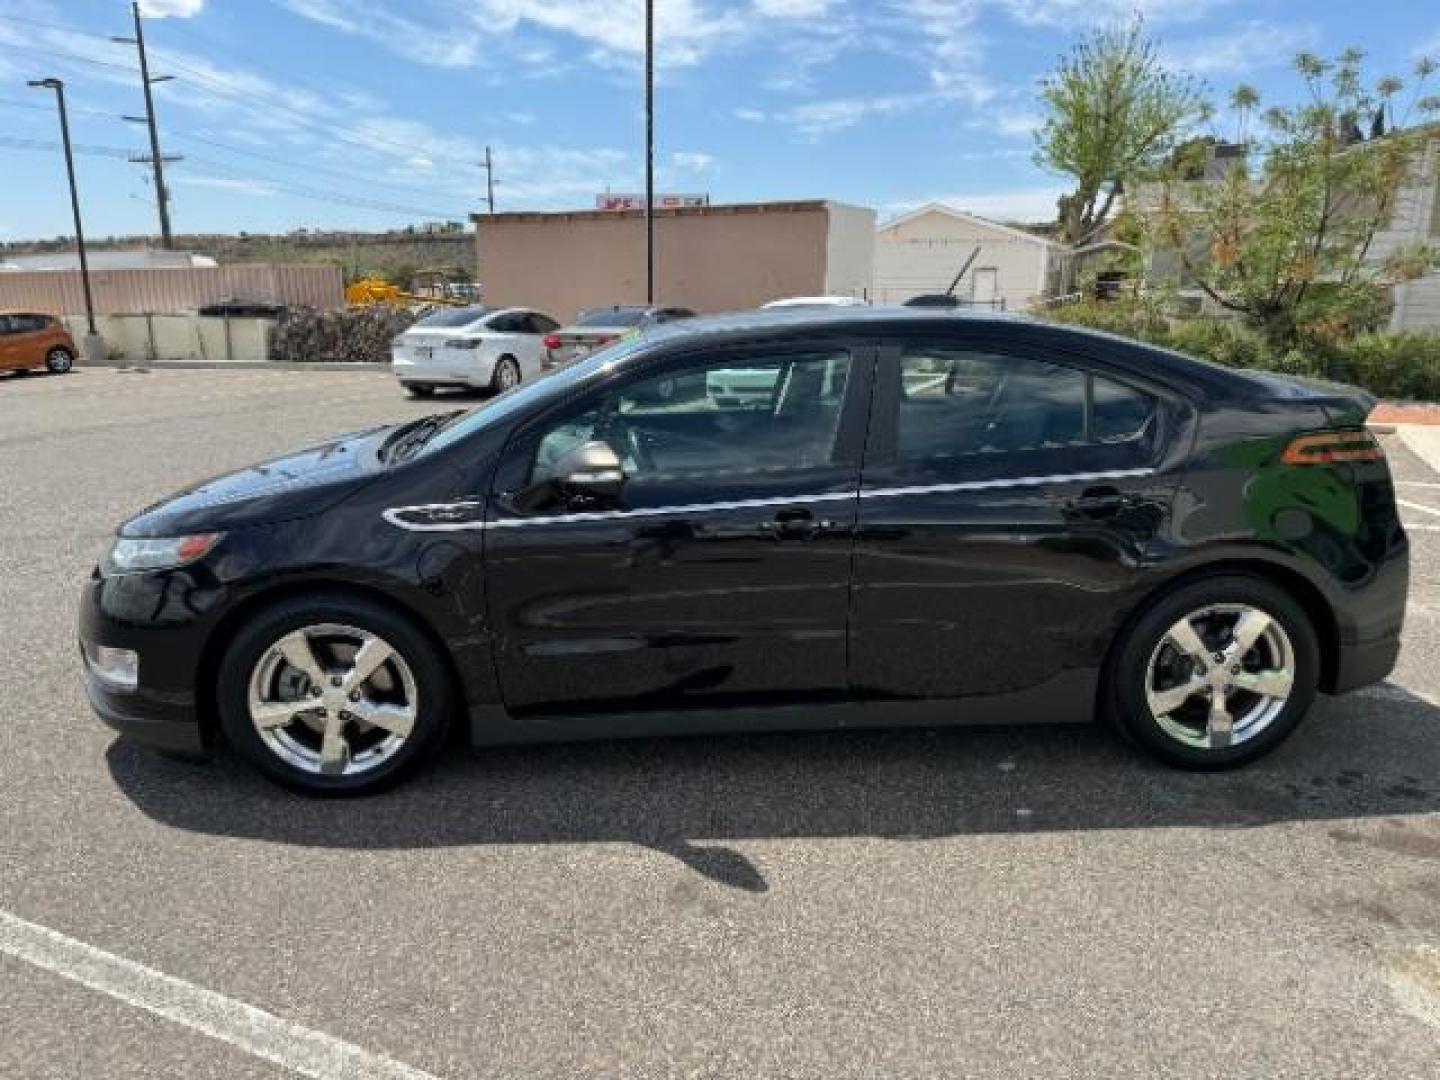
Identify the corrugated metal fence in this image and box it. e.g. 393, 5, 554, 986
0, 264, 342, 315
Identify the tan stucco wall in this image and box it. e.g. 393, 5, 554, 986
475, 203, 859, 320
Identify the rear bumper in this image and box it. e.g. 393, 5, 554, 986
392, 349, 493, 386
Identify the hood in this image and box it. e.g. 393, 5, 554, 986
121, 425, 393, 537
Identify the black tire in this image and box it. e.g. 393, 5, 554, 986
404, 382, 435, 398
490, 355, 521, 394
45, 347, 74, 374
1105, 574, 1320, 770
216, 593, 453, 796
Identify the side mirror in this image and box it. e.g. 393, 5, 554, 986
551, 440, 625, 502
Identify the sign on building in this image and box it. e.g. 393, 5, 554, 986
595, 194, 710, 211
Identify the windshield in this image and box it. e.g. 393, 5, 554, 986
414, 306, 493, 328
575, 307, 649, 328
420, 334, 656, 457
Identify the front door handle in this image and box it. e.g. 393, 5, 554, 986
1065, 486, 1126, 518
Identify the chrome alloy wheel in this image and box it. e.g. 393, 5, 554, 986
247, 623, 418, 776
1144, 603, 1296, 750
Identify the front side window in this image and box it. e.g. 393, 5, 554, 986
897, 345, 1153, 462
530, 349, 852, 486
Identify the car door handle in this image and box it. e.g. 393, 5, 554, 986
758, 507, 836, 539
1064, 486, 1126, 518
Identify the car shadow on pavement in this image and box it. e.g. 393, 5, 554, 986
107, 684, 1440, 893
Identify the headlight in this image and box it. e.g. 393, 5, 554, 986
443, 338, 483, 349
104, 532, 223, 575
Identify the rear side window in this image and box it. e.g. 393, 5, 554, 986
896, 345, 1154, 462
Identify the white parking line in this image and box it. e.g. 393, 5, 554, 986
1396, 481, 1440, 489
0, 910, 441, 1080
1398, 499, 1440, 518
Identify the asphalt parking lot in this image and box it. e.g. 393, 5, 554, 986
2, 365, 1439, 1078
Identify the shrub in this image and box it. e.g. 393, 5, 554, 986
1045, 300, 1440, 402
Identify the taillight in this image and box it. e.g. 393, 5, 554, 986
543, 334, 561, 351
1281, 430, 1386, 466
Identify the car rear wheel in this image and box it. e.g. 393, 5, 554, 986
491, 355, 520, 394
1107, 575, 1319, 769
217, 595, 452, 795
45, 347, 74, 374
403, 382, 435, 398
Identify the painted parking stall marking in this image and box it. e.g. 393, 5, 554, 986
0, 909, 442, 1080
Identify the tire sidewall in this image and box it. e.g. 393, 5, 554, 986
1108, 574, 1320, 770
46, 347, 74, 374
216, 595, 452, 795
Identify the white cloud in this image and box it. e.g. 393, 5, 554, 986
171, 174, 278, 196
778, 92, 933, 137
886, 185, 1070, 223
753, 0, 832, 16
1164, 21, 1321, 77
670, 151, 715, 172
273, 0, 483, 66
733, 108, 767, 122
986, 0, 1232, 29
139, 0, 206, 17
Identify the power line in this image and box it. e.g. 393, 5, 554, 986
179, 153, 468, 219
0, 40, 138, 72
166, 129, 473, 201
0, 135, 140, 159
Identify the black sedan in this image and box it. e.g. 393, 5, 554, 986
80, 309, 1408, 794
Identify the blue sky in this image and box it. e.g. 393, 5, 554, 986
1, 0, 1437, 241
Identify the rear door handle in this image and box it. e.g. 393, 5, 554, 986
759, 506, 838, 539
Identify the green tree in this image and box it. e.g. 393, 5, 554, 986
1147, 51, 1440, 345
1037, 19, 1206, 245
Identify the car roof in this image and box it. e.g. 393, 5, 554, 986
626, 306, 1252, 400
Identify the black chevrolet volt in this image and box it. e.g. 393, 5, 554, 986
80, 310, 1409, 795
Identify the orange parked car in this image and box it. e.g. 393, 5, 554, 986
0, 311, 77, 375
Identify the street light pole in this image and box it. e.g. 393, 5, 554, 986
644, 0, 654, 304
29, 78, 97, 338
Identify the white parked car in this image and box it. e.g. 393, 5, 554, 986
760, 295, 868, 310
391, 306, 561, 397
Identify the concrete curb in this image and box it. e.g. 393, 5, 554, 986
78, 360, 391, 373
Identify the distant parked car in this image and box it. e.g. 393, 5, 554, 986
391, 305, 560, 397
903, 293, 961, 309
542, 305, 694, 372
0, 311, 77, 375
197, 298, 288, 319
761, 296, 868, 310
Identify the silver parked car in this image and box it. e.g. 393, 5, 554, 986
542, 305, 695, 372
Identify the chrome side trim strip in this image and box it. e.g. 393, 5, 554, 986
381, 468, 1158, 533
859, 467, 1156, 501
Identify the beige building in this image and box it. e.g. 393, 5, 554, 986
873, 203, 1061, 310
472, 200, 875, 320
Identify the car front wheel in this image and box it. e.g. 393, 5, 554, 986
217, 595, 452, 795
46, 346, 75, 374
1107, 574, 1320, 770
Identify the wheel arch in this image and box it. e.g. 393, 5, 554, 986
1102, 559, 1341, 707
195, 579, 469, 747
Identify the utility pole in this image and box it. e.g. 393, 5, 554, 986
480, 145, 495, 215
644, 0, 655, 304
113, 1, 179, 248
28, 78, 98, 340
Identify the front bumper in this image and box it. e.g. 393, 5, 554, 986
78, 572, 209, 755
84, 668, 205, 754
